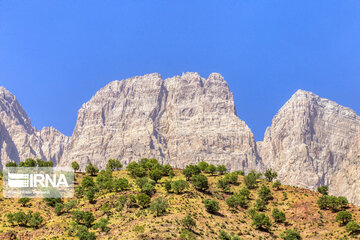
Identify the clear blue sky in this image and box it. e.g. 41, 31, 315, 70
1, 1, 359, 140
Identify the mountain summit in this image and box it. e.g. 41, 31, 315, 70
0, 74, 359, 204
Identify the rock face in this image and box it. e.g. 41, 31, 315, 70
0, 87, 68, 167
59, 73, 261, 171
1, 74, 360, 204
258, 90, 360, 203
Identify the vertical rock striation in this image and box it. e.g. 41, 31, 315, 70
258, 89, 360, 203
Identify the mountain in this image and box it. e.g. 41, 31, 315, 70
0, 87, 68, 167
59, 72, 261, 171
258, 89, 360, 204
0, 73, 359, 204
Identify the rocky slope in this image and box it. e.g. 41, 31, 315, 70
0, 87, 68, 167
258, 89, 360, 203
59, 72, 261, 171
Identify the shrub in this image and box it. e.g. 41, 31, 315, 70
219, 230, 231, 240
272, 180, 281, 190
180, 229, 196, 240
280, 229, 301, 240
181, 214, 196, 230
128, 194, 137, 207
116, 195, 127, 211
73, 210, 94, 228
191, 174, 209, 191
85, 187, 97, 203
106, 159, 123, 171
141, 182, 156, 196
204, 199, 220, 213
238, 187, 251, 199
44, 197, 62, 207
217, 178, 230, 192
150, 197, 168, 216
244, 171, 260, 189
172, 180, 189, 194
317, 195, 348, 212
7, 211, 43, 228
226, 194, 248, 209
346, 221, 360, 234
149, 168, 163, 183
258, 185, 273, 202
76, 225, 96, 240
82, 176, 96, 189
19, 158, 37, 167
255, 199, 267, 211
54, 203, 64, 216
248, 208, 257, 218
136, 177, 151, 189
336, 211, 352, 225
113, 177, 129, 192
164, 180, 172, 193
264, 168, 277, 182
6, 162, 17, 167
71, 161, 80, 172
183, 165, 201, 180
163, 164, 174, 177
205, 164, 217, 175
137, 193, 151, 208
18, 198, 30, 207
224, 172, 238, 184
197, 161, 209, 172
252, 213, 271, 230
85, 163, 99, 176
317, 185, 329, 195
93, 218, 110, 232
96, 170, 113, 191
217, 165, 227, 175
272, 208, 286, 223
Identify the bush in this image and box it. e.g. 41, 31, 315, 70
18, 198, 30, 207
205, 164, 217, 175
272, 208, 286, 223
172, 180, 189, 194
116, 195, 127, 211
244, 170, 260, 189
137, 193, 151, 208
7, 211, 43, 228
183, 165, 201, 180
224, 172, 238, 184
54, 203, 64, 216
255, 199, 267, 211
264, 168, 277, 182
96, 170, 113, 191
336, 211, 352, 225
71, 161, 80, 172
164, 180, 172, 193
150, 197, 168, 216
252, 213, 271, 230
272, 180, 281, 190
204, 199, 220, 213
317, 195, 348, 212
163, 164, 174, 177
238, 187, 251, 199
73, 210, 94, 228
219, 230, 231, 240
85, 187, 97, 203
317, 185, 329, 195
281, 229, 301, 240
113, 177, 129, 192
149, 168, 163, 183
128, 194, 137, 207
76, 225, 96, 240
93, 217, 110, 232
180, 229, 196, 240
197, 161, 209, 172
226, 194, 248, 209
181, 214, 196, 230
85, 163, 99, 176
82, 176, 96, 189
346, 221, 360, 234
141, 183, 156, 196
217, 165, 227, 175
191, 174, 209, 191
217, 178, 230, 192
106, 159, 123, 171
258, 185, 273, 202
6, 162, 17, 167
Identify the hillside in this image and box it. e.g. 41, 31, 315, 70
0, 160, 360, 240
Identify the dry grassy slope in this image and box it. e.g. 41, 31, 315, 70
0, 170, 359, 240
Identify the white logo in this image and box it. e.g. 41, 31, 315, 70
8, 173, 69, 188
